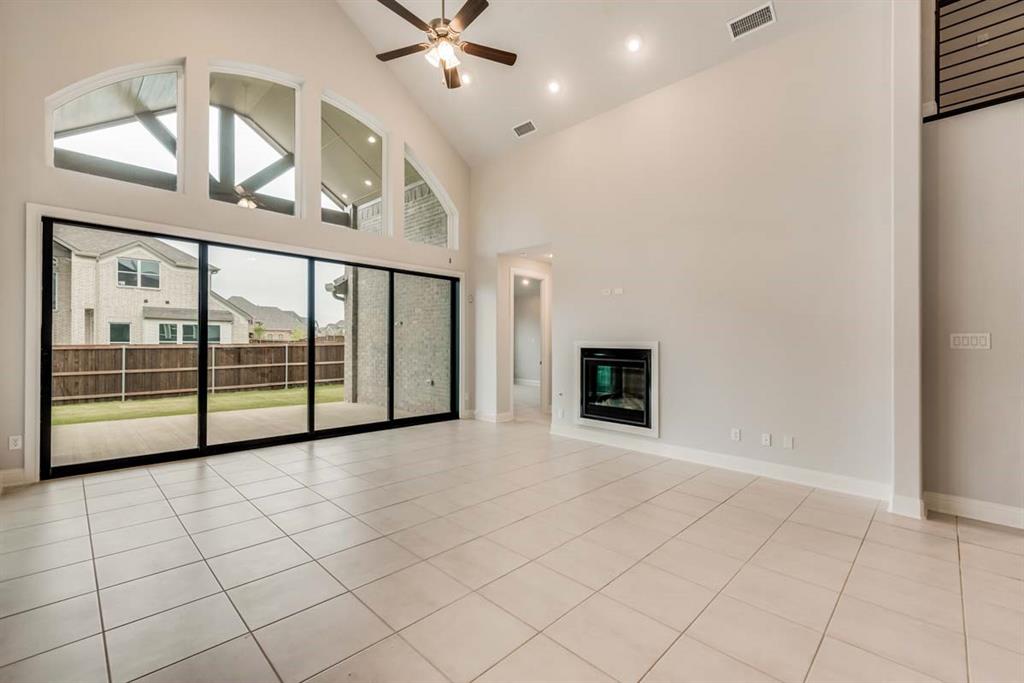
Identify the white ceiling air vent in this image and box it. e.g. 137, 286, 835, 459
728, 2, 776, 41
513, 120, 537, 138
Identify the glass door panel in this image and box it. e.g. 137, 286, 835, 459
314, 263, 389, 429
206, 245, 308, 444
393, 273, 453, 418
48, 223, 199, 466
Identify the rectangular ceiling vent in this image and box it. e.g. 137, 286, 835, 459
513, 120, 536, 138
728, 2, 775, 41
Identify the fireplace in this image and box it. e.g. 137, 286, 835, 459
576, 343, 658, 436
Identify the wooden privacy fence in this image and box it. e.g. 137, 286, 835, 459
52, 342, 344, 403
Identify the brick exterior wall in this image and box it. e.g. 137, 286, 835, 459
342, 181, 452, 415
55, 242, 248, 345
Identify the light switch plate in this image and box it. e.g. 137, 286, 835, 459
950, 333, 990, 350
761, 433, 772, 447
730, 428, 742, 442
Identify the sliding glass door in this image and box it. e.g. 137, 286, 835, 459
45, 223, 201, 467
41, 218, 458, 478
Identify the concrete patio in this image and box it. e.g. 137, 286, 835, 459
51, 401, 389, 466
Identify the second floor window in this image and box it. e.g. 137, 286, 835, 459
117, 257, 160, 288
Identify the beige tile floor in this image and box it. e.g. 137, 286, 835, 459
1, 419, 1021, 683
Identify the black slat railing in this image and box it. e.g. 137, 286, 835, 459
927, 0, 1024, 120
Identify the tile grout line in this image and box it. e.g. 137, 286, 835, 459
139, 470, 287, 683
956, 515, 972, 683
633, 478, 817, 683
799, 501, 878, 683
80, 476, 115, 683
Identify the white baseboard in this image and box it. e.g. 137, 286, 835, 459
888, 494, 925, 519
460, 410, 475, 420
0, 468, 28, 494
476, 412, 514, 423
550, 423, 890, 501
925, 491, 1024, 529
514, 379, 540, 387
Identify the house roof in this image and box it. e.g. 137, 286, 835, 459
54, 224, 206, 270
228, 296, 307, 332
143, 306, 234, 323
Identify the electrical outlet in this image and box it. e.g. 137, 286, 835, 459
8, 435, 22, 451
730, 428, 742, 442
760, 433, 772, 447
783, 435, 794, 449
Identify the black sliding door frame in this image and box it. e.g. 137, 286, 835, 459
40, 216, 460, 479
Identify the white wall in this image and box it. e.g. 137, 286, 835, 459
514, 281, 541, 383
472, 3, 897, 490
922, 101, 1024, 513
0, 0, 469, 472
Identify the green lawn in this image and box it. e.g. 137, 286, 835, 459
52, 384, 345, 426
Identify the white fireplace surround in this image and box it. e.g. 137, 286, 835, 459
574, 341, 660, 438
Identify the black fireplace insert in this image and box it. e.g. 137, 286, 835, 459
580, 347, 652, 428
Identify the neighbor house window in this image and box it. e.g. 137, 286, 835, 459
209, 72, 297, 215
109, 323, 130, 343
117, 257, 160, 288
158, 323, 177, 344
52, 69, 180, 191
183, 324, 221, 343
403, 152, 452, 248
321, 100, 383, 231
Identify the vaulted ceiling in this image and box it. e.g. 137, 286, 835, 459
338, 0, 859, 166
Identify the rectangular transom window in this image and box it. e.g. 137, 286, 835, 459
109, 323, 130, 344
117, 257, 160, 288
209, 72, 297, 216
52, 70, 180, 191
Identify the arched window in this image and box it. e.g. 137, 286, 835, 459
209, 69, 299, 216
404, 147, 456, 249
321, 97, 385, 231
49, 65, 182, 190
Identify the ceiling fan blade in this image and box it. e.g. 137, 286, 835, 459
449, 0, 488, 32
443, 65, 462, 89
376, 43, 430, 62
460, 41, 517, 66
376, 0, 431, 32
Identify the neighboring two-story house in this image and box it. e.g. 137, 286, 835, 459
52, 225, 251, 345
226, 297, 308, 342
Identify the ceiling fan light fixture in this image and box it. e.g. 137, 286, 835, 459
424, 46, 441, 67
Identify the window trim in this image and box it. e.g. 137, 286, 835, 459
403, 145, 458, 250
320, 92, 390, 235
158, 322, 178, 344
116, 257, 161, 290
108, 321, 131, 344
209, 63, 303, 218
44, 61, 185, 192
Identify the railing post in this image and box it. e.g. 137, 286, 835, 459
120, 346, 126, 402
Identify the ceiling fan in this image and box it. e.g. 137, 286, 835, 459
374, 0, 518, 89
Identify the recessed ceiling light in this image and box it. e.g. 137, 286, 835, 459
522, 279, 530, 286
364, 179, 373, 187
462, 73, 472, 85
367, 135, 377, 144
626, 36, 642, 52
547, 253, 554, 258
547, 80, 561, 94
341, 193, 349, 200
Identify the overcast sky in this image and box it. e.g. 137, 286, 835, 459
160, 238, 346, 324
